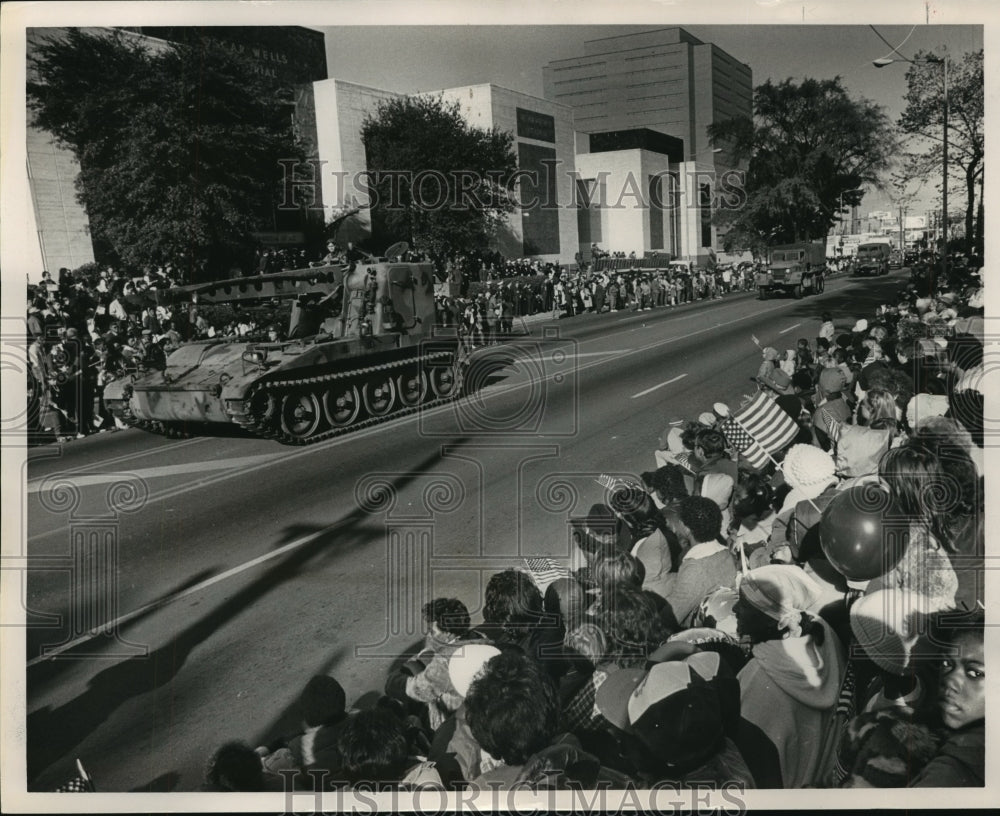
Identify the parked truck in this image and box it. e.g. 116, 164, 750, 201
853, 242, 892, 277
755, 240, 826, 299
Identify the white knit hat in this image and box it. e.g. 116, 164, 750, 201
782, 444, 837, 499
906, 393, 949, 429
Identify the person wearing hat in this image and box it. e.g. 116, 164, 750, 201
594, 651, 754, 787
758, 366, 795, 402
818, 311, 836, 344
779, 349, 797, 378
768, 443, 838, 564
837, 613, 985, 788
848, 590, 945, 718
732, 564, 846, 788
756, 346, 781, 391
812, 366, 852, 451
654, 418, 689, 470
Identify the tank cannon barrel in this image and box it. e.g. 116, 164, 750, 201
105, 260, 464, 444
156, 266, 349, 306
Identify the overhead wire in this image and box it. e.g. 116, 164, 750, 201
869, 24, 918, 63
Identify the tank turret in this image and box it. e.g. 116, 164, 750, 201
103, 261, 464, 444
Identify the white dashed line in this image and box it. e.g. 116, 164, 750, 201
631, 373, 688, 399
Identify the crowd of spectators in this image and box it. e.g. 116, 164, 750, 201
198, 259, 986, 793
25, 241, 775, 440
435, 261, 763, 349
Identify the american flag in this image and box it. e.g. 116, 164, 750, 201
823, 408, 843, 444
720, 392, 798, 470
523, 557, 572, 592
54, 759, 95, 792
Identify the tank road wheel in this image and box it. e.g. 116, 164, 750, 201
429, 360, 461, 399
246, 386, 277, 427
362, 375, 397, 418
396, 368, 428, 408
323, 383, 361, 428
280, 391, 323, 441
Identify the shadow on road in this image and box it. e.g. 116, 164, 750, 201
26, 439, 472, 788
128, 770, 181, 793
249, 646, 352, 752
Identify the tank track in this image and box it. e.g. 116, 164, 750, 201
225, 350, 464, 445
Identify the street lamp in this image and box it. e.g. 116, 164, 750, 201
874, 53, 948, 287
685, 147, 723, 162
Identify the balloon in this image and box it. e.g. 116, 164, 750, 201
819, 484, 907, 581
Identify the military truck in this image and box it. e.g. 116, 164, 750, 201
755, 240, 826, 299
853, 242, 892, 276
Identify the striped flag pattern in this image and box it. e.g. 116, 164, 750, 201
54, 760, 95, 792
523, 557, 572, 593
720, 392, 798, 470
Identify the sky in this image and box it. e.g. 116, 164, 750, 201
319, 23, 983, 219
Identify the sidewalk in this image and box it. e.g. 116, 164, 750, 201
512, 268, 852, 330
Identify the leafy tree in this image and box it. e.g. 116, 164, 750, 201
361, 96, 517, 261
28, 28, 304, 279
709, 77, 896, 251
896, 50, 983, 255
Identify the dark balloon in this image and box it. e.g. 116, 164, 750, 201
819, 484, 907, 581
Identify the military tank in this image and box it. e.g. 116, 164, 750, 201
103, 249, 465, 444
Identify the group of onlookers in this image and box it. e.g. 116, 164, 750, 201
199, 259, 986, 793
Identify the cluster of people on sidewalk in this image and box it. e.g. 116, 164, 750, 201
24, 262, 289, 441
200, 263, 986, 793
436, 263, 761, 348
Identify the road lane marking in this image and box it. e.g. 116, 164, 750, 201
27, 435, 207, 477
25, 521, 346, 666
546, 350, 632, 358
27, 453, 285, 494
778, 323, 802, 335
24, 297, 822, 543
630, 374, 688, 399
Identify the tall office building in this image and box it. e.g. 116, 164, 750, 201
544, 28, 751, 262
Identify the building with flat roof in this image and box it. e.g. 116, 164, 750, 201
544, 27, 751, 264
313, 79, 579, 263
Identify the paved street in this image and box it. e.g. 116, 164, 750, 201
24, 270, 908, 791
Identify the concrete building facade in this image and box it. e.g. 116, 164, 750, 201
24, 25, 752, 275
313, 79, 579, 263
544, 27, 752, 264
